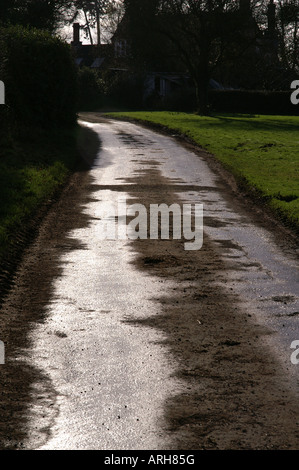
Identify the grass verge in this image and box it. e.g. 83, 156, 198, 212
0, 125, 82, 275
107, 111, 299, 233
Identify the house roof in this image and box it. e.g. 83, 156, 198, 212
91, 58, 105, 68
75, 58, 84, 66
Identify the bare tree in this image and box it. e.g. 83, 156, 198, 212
126, 0, 256, 114
0, 0, 77, 33
277, 0, 299, 72
101, 0, 125, 43
73, 0, 122, 44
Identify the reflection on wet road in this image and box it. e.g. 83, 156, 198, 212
13, 118, 299, 449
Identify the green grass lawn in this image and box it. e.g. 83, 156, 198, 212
0, 127, 80, 262
107, 111, 299, 232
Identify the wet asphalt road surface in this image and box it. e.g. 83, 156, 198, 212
0, 116, 298, 450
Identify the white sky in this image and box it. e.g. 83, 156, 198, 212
60, 12, 97, 45
59, 8, 119, 45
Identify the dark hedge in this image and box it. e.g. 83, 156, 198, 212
209, 89, 299, 116
0, 25, 78, 131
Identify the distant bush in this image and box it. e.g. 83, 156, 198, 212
167, 88, 299, 115
0, 25, 78, 130
158, 87, 196, 112
104, 71, 144, 109
77, 67, 106, 111
138, 86, 298, 115
0, 104, 10, 139
209, 89, 299, 116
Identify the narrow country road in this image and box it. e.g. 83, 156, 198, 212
0, 114, 298, 450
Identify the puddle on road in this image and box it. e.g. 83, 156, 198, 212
24, 121, 185, 450
84, 118, 299, 376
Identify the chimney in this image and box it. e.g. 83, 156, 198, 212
71, 23, 82, 46
267, 0, 276, 35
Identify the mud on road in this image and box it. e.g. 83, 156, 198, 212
123, 167, 299, 450
0, 116, 299, 450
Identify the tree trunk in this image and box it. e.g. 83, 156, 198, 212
83, 8, 93, 45
96, 9, 101, 45
194, 78, 209, 116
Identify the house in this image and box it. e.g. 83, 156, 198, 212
108, 0, 282, 96
70, 23, 111, 70
221, 0, 281, 88
70, 1, 284, 107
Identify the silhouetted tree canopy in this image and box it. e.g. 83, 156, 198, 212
124, 0, 297, 114
125, 0, 256, 114
0, 0, 76, 32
